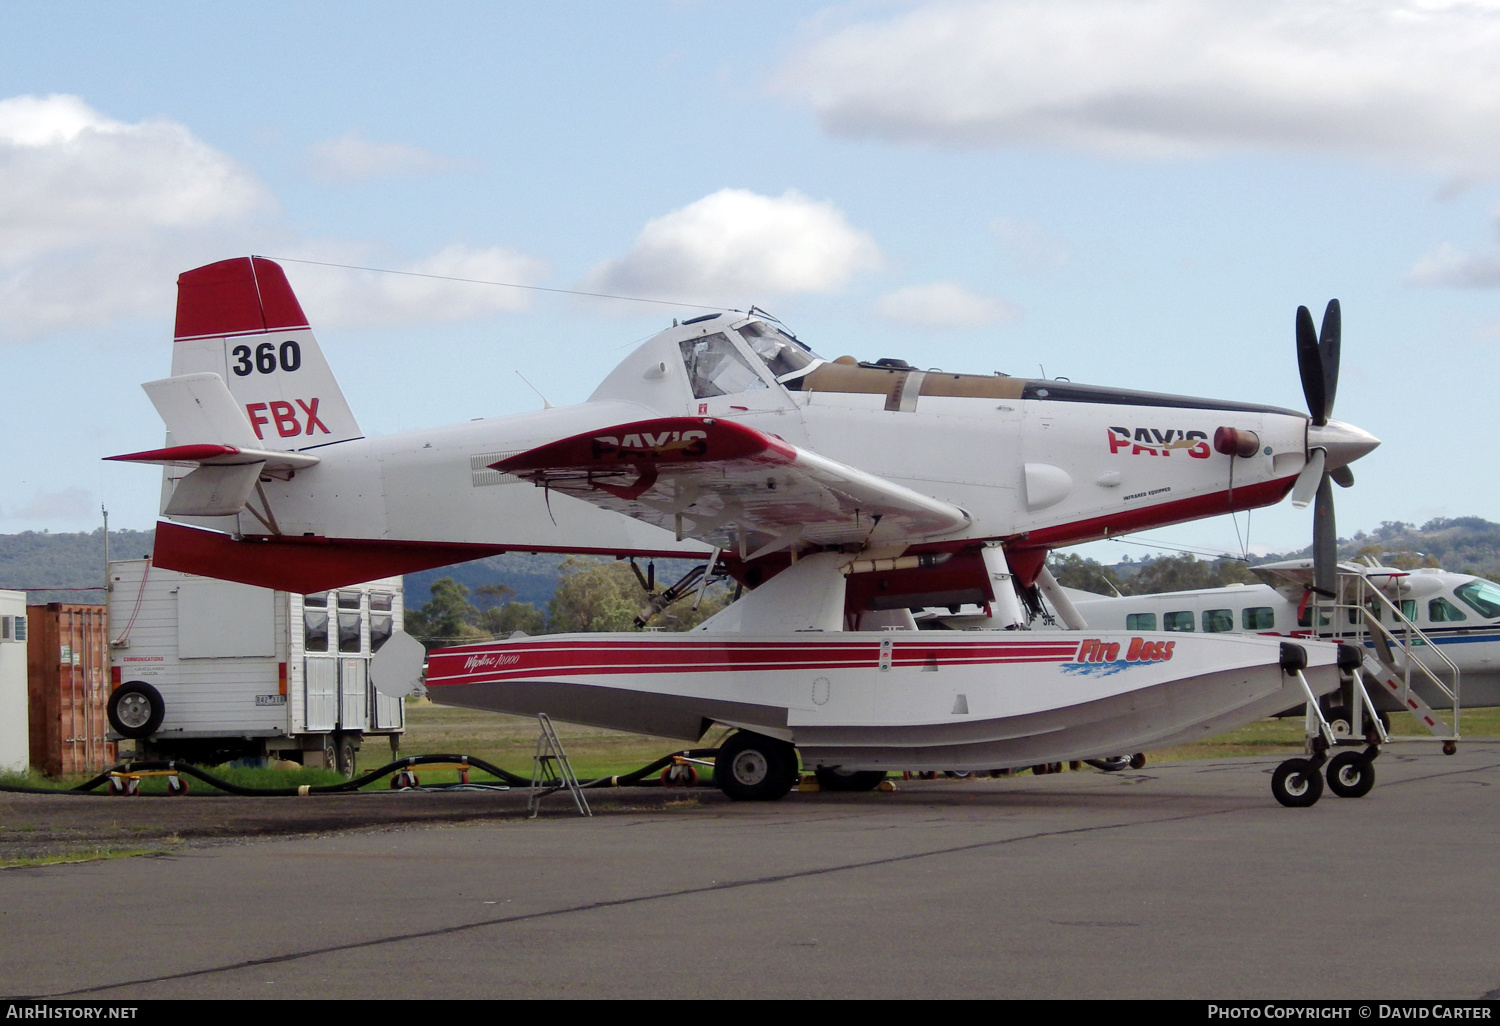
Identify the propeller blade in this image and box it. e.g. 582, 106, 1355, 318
1313, 473, 1337, 597
1319, 299, 1340, 422
1296, 305, 1327, 426
1290, 448, 1326, 508
1329, 465, 1354, 488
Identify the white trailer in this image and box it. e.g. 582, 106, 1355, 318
0, 590, 28, 774
106, 558, 408, 774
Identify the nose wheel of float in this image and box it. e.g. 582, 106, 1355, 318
1273, 643, 1386, 807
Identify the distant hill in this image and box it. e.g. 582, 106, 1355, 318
0, 528, 156, 604
7, 515, 1500, 610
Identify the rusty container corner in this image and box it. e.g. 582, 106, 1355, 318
26, 603, 116, 777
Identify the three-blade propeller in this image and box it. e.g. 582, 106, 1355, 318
1291, 300, 1342, 596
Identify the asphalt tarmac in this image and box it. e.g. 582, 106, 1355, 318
3, 743, 1499, 1000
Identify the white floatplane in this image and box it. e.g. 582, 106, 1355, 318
108, 257, 1375, 804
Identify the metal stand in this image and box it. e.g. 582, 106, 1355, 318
528, 713, 591, 818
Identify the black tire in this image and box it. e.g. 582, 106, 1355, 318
1271, 758, 1325, 808
107, 681, 165, 739
1325, 751, 1375, 798
1085, 757, 1131, 772
714, 731, 798, 801
814, 767, 886, 792
334, 734, 359, 780
1128, 753, 1147, 769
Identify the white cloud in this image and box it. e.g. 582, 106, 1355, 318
0, 94, 275, 339
0, 94, 550, 339
288, 244, 552, 329
1407, 240, 1500, 286
582, 188, 883, 305
875, 281, 1019, 328
15, 487, 93, 521
776, 1, 1500, 175
305, 131, 466, 183
991, 217, 1071, 273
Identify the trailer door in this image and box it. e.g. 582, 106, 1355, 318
302, 594, 338, 731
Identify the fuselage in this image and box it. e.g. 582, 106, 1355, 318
160, 311, 1367, 599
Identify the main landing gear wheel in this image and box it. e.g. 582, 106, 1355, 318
1271, 758, 1325, 808
813, 767, 886, 792
714, 731, 798, 801
107, 681, 165, 739
1325, 751, 1376, 798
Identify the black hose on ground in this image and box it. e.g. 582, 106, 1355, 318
0, 749, 722, 797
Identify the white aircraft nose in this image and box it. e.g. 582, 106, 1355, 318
1309, 419, 1379, 471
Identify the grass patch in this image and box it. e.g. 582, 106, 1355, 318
1, 845, 178, 870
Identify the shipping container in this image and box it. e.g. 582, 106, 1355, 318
106, 559, 408, 774
27, 602, 117, 777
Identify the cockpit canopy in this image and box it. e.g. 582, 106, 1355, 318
678, 317, 823, 399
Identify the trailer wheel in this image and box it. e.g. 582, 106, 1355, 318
334, 735, 359, 780
1325, 751, 1375, 798
1271, 758, 1324, 808
107, 682, 164, 739
714, 731, 797, 801
813, 767, 886, 792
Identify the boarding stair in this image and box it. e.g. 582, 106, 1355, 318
528, 712, 593, 818
1317, 569, 1460, 747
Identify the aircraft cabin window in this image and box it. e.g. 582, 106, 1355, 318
1430, 597, 1468, 623
680, 333, 768, 399
1242, 607, 1275, 630
304, 609, 329, 653
1454, 580, 1500, 618
1401, 599, 1418, 620
1202, 609, 1233, 633
1296, 607, 1331, 628
1164, 611, 1195, 632
1125, 612, 1156, 631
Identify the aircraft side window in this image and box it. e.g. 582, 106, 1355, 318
1454, 580, 1500, 618
1400, 599, 1417, 620
1242, 607, 1275, 630
304, 609, 329, 653
680, 333, 769, 399
338, 611, 362, 653
1430, 597, 1468, 623
1163, 611, 1195, 632
1296, 606, 1331, 628
1125, 612, 1156, 631
1202, 609, 1233, 633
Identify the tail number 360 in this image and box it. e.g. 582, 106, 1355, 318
232, 340, 302, 376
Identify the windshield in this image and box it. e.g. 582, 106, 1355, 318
738, 321, 822, 380
1455, 579, 1500, 618
679, 333, 768, 398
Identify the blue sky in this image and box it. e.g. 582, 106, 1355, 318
4, 1, 1499, 564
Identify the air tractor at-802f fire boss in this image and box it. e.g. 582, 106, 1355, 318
109, 257, 1379, 806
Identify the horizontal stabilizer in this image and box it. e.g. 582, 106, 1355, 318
143, 372, 257, 448
106, 372, 320, 474
497, 416, 970, 555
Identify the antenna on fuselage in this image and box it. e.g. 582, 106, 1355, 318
514, 371, 554, 410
